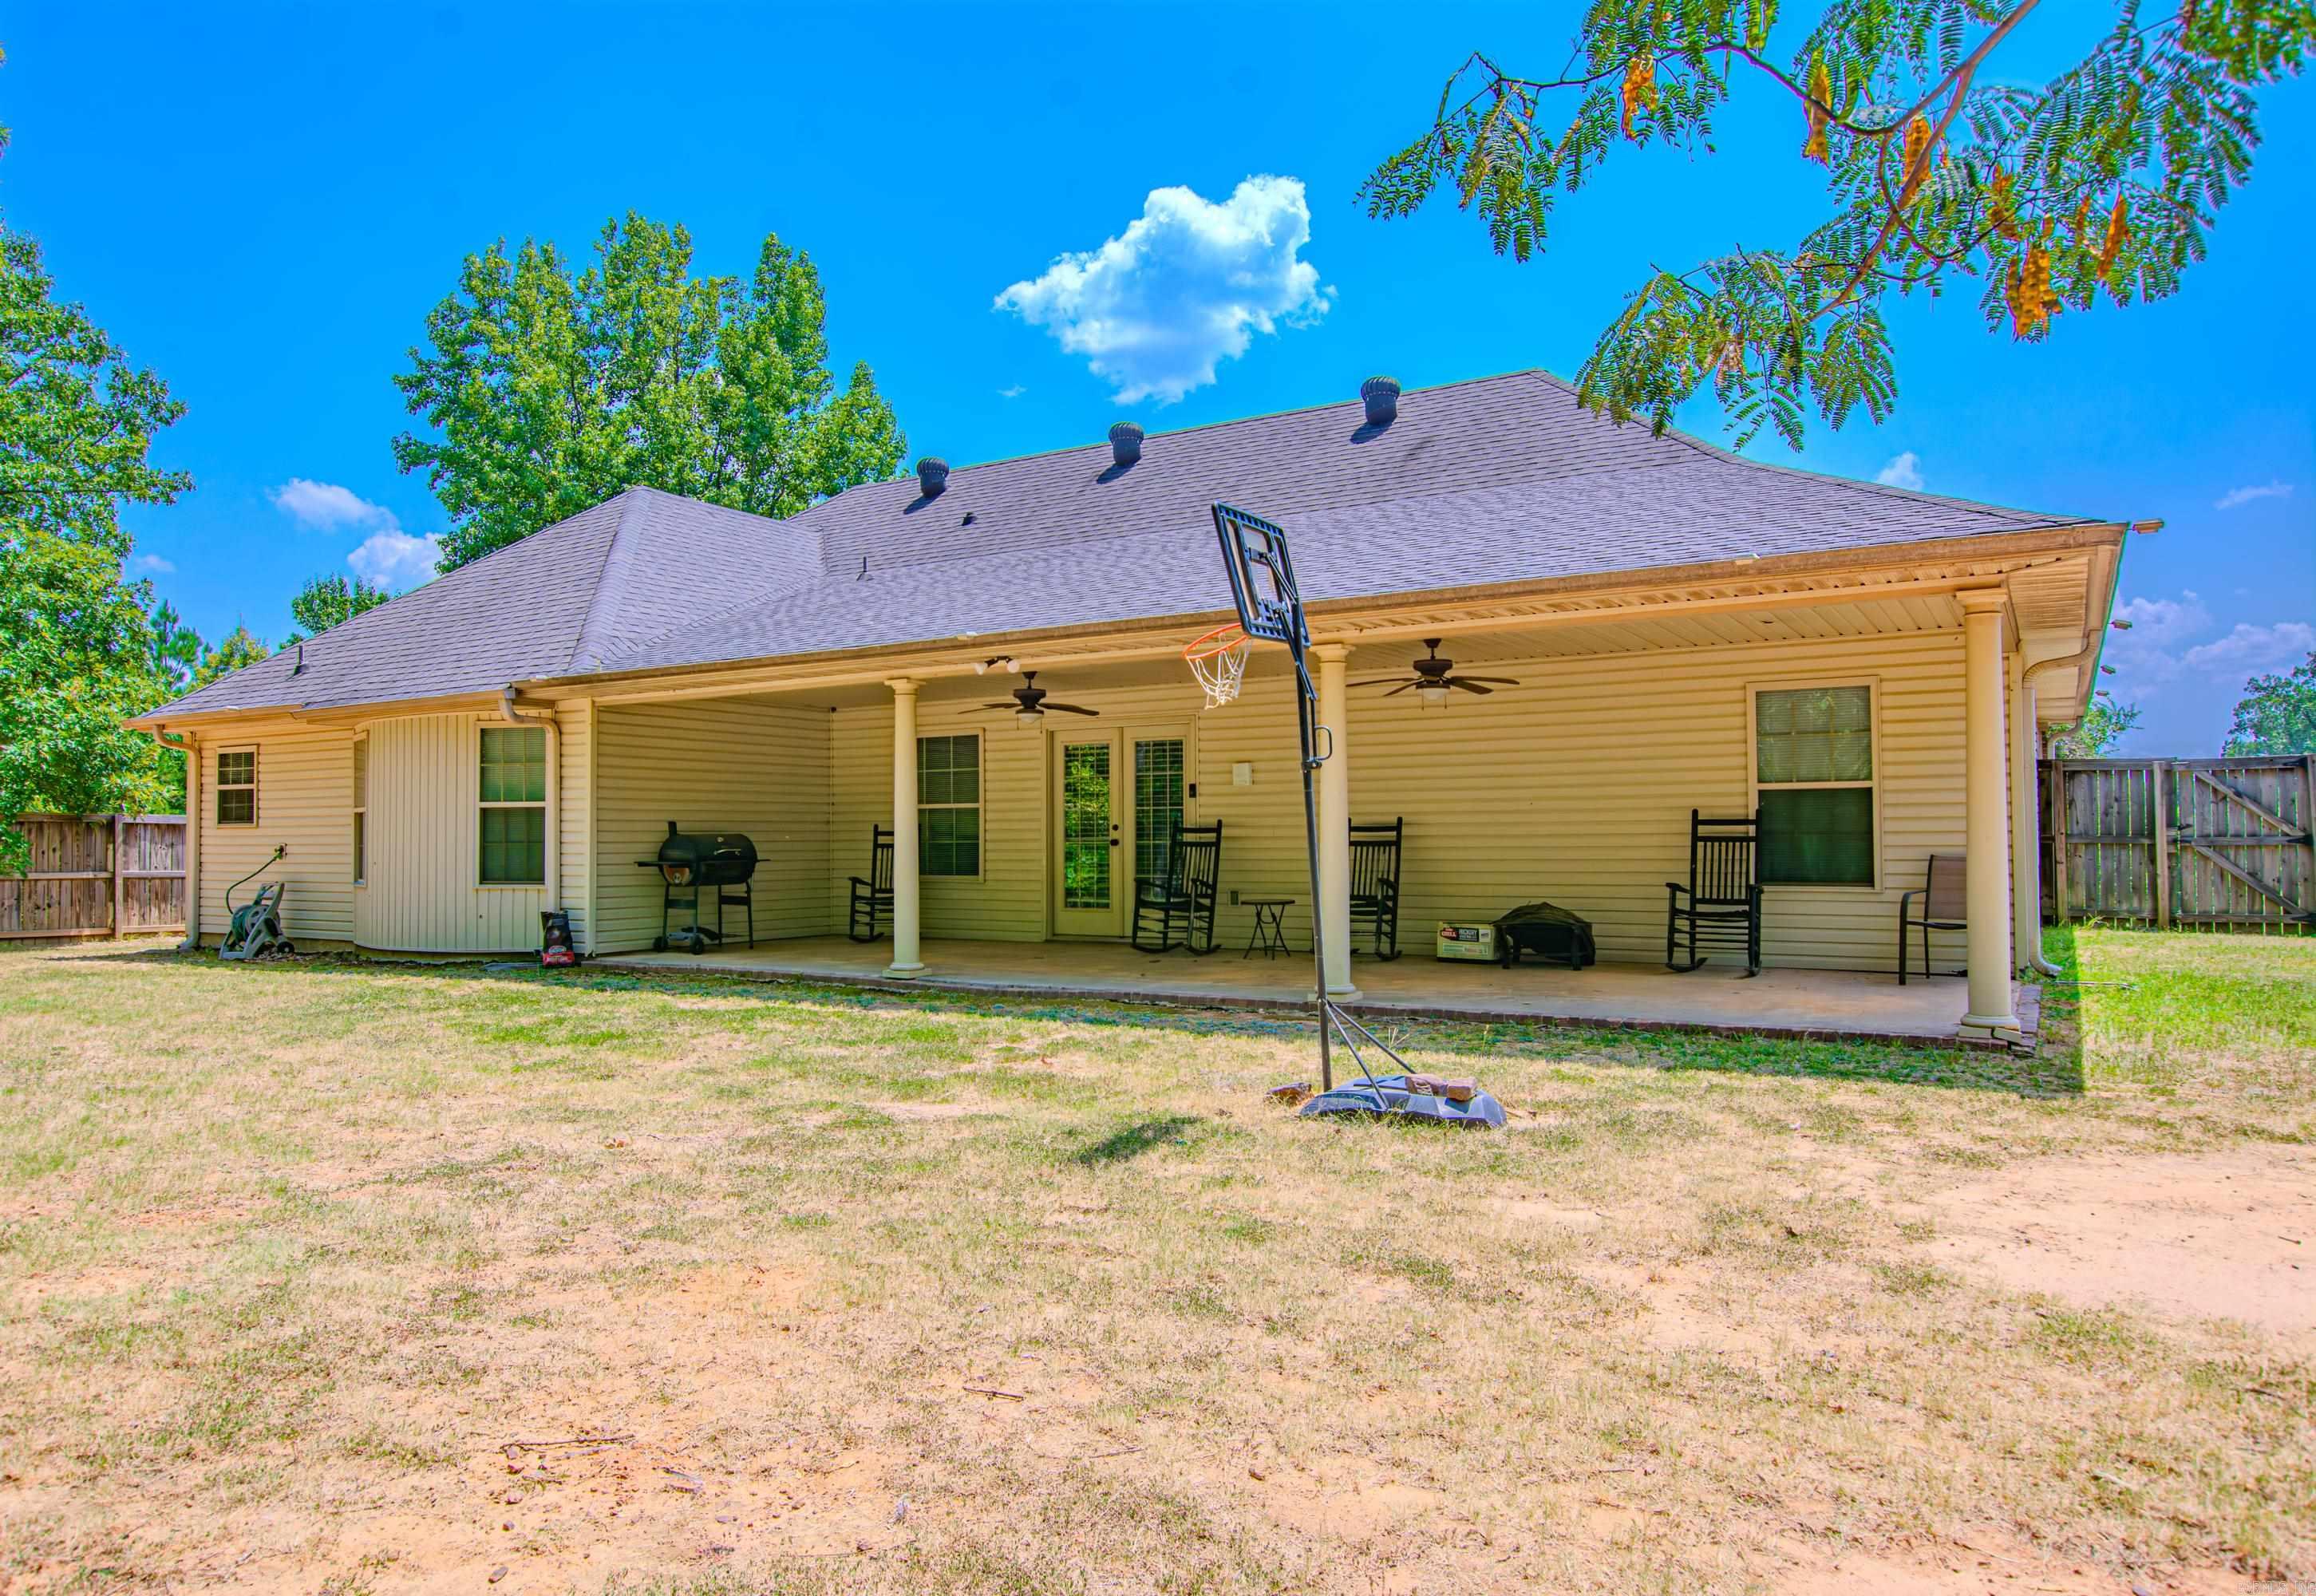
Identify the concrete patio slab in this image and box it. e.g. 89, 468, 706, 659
597, 934, 2037, 1049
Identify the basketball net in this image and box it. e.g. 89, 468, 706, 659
1184, 622, 1249, 708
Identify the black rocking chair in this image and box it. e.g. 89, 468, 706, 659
1898, 852, 1967, 984
1666, 808, 1763, 975
1348, 817, 1404, 959
848, 824, 894, 942
1132, 820, 1223, 954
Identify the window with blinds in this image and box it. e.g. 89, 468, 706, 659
1754, 685, 1875, 886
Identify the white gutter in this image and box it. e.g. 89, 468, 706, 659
500, 686, 560, 912
148, 726, 201, 950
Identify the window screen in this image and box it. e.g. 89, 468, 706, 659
478, 725, 547, 883
1755, 685, 1875, 886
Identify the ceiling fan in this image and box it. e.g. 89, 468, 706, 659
1352, 639, 1519, 706
976, 671, 1100, 727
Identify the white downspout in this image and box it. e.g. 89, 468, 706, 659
500, 686, 560, 911
150, 726, 200, 950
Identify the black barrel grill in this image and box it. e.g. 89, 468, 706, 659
636, 820, 758, 954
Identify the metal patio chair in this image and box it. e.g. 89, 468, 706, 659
1348, 817, 1404, 959
1132, 820, 1223, 954
1898, 852, 1967, 984
1666, 808, 1763, 975
848, 825, 894, 942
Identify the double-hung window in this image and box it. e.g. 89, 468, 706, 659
216, 749, 257, 827
917, 733, 981, 878
1754, 685, 1876, 886
478, 725, 547, 885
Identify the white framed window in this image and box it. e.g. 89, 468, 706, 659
477, 725, 546, 886
351, 733, 368, 887
1749, 681, 1879, 887
917, 733, 981, 878
215, 747, 257, 828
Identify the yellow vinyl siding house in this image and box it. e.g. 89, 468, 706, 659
136, 372, 2130, 1041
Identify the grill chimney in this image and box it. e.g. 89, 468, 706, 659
1360, 375, 1401, 427
915, 456, 949, 496
1108, 421, 1144, 468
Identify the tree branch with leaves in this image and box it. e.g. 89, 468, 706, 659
1362, 0, 2312, 447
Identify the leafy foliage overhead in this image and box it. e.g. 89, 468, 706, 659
2223, 650, 2316, 753
1363, 0, 2312, 447
394, 214, 908, 572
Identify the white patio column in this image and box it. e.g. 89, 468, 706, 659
1314, 644, 1358, 1000
886, 678, 925, 978
2007, 653, 2041, 974
1958, 591, 2018, 1036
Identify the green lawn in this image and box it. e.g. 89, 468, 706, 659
0, 926, 2308, 1594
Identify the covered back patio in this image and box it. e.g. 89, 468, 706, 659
563, 552, 2090, 1048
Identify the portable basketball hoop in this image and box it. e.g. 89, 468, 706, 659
1207, 502, 1502, 1127
1183, 622, 1249, 708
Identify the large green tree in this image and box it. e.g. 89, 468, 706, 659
1364, 0, 2310, 446
393, 215, 907, 571
283, 572, 389, 645
2222, 649, 2316, 753
0, 207, 191, 870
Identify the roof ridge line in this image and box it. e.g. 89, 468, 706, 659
907, 367, 1554, 479
567, 488, 662, 674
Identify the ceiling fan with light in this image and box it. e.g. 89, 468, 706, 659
1351, 639, 1518, 706
973, 671, 1100, 727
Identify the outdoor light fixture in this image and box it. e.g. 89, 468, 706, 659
1016, 705, 1044, 729
1417, 681, 1451, 709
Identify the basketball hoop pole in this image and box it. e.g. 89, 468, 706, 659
1210, 502, 1411, 1102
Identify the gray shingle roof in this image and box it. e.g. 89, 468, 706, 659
147, 369, 2093, 720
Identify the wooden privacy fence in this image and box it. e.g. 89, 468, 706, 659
0, 813, 188, 941
2040, 756, 2314, 931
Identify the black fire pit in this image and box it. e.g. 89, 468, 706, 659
1493, 901, 1596, 970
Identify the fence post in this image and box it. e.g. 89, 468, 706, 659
2150, 762, 2171, 930
111, 812, 127, 940
2048, 761, 2071, 922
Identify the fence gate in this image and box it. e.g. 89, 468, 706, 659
0, 813, 188, 940
2041, 756, 2314, 931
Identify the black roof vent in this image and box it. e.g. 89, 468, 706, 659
1108, 421, 1144, 468
1360, 375, 1401, 427
916, 456, 950, 496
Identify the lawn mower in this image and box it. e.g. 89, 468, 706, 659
220, 846, 294, 961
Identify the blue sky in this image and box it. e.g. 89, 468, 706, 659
7, 1, 2309, 750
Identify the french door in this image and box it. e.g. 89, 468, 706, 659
1050, 730, 1189, 938
1052, 733, 1124, 937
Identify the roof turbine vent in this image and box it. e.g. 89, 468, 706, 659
916, 456, 950, 496
1108, 421, 1144, 468
1360, 375, 1401, 427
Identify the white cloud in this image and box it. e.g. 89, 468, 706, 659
128, 552, 175, 575
2182, 621, 2315, 676
2101, 591, 2213, 687
270, 477, 396, 531
348, 529, 445, 590
2215, 480, 2292, 511
1874, 451, 1925, 491
994, 175, 1330, 405
997, 385, 1026, 400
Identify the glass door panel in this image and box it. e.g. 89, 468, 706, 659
1053, 733, 1123, 935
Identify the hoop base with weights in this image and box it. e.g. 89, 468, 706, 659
1205, 503, 1504, 1129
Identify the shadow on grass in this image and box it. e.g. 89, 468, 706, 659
1070, 1116, 1203, 1166
71, 943, 2089, 1100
